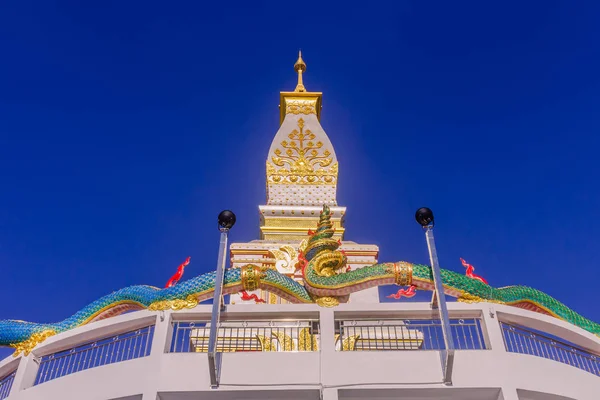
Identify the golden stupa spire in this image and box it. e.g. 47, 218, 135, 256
278, 51, 321, 124
294, 50, 307, 92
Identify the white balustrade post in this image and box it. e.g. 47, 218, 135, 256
141, 311, 173, 400
321, 387, 338, 400
319, 308, 336, 354
149, 311, 173, 357
500, 387, 519, 400
9, 354, 39, 395
318, 307, 336, 398
481, 305, 507, 352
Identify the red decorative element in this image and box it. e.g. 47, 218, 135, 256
297, 251, 308, 274
460, 258, 488, 284
341, 250, 350, 272
386, 285, 417, 300
165, 257, 191, 288
240, 290, 266, 303
308, 229, 315, 236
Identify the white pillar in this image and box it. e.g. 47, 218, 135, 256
319, 308, 336, 354
321, 387, 338, 400
141, 312, 172, 400
319, 308, 337, 398
481, 305, 507, 351
500, 387, 520, 400
149, 311, 173, 356
9, 354, 39, 395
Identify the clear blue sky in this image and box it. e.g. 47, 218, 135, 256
1, 1, 599, 357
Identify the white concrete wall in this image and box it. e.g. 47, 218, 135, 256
1, 302, 598, 400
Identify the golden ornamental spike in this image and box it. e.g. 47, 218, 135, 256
294, 50, 306, 92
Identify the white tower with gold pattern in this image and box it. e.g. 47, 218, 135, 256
229, 53, 379, 305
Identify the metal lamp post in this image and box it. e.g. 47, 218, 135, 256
415, 207, 455, 385
208, 210, 236, 389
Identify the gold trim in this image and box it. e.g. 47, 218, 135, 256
148, 294, 199, 311
11, 329, 56, 357
263, 217, 344, 228
147, 281, 241, 311
315, 296, 340, 307
231, 249, 271, 255
456, 290, 505, 305
233, 247, 375, 258
261, 226, 345, 234
260, 224, 345, 241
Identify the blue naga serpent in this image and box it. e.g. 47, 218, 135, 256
2, 205, 599, 356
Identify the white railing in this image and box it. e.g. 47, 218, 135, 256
169, 317, 486, 353
170, 319, 320, 353
34, 325, 155, 385
0, 302, 597, 399
501, 322, 600, 376
0, 370, 15, 400
335, 318, 486, 351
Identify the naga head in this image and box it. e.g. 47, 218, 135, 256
304, 205, 335, 260
302, 205, 348, 277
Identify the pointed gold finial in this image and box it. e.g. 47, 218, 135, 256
294, 50, 307, 92
279, 50, 322, 125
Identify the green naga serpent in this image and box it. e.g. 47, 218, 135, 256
2, 205, 599, 356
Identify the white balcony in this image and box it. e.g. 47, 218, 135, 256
0, 301, 598, 400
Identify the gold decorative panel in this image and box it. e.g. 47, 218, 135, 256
279, 92, 322, 124
267, 118, 338, 186
285, 98, 317, 116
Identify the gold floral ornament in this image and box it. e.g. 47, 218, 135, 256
314, 296, 340, 307
457, 291, 505, 305
11, 329, 56, 357
271, 331, 295, 351
256, 334, 276, 351
148, 294, 199, 311
267, 118, 338, 185
334, 334, 360, 351
298, 327, 319, 351
285, 98, 317, 116
268, 245, 299, 271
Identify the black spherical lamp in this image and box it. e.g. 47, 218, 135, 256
415, 207, 434, 227
218, 210, 236, 231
